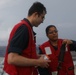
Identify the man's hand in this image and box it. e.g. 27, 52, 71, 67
62, 39, 73, 45
37, 55, 51, 68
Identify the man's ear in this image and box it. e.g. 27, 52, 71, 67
33, 12, 38, 17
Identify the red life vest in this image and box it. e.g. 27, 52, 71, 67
40, 39, 75, 75
3, 20, 38, 75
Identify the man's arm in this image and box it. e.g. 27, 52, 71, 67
62, 39, 76, 51
8, 52, 50, 68
69, 40, 76, 51
7, 25, 50, 68
8, 25, 29, 54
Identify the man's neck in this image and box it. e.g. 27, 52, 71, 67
49, 40, 58, 47
26, 16, 33, 27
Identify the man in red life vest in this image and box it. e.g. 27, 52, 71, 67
38, 25, 76, 75
3, 2, 51, 75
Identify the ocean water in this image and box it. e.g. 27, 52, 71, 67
0, 57, 4, 75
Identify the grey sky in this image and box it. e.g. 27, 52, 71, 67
0, 0, 76, 46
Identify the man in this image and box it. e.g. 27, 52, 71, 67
38, 25, 76, 75
3, 2, 50, 75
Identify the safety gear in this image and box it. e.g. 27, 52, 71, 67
3, 20, 38, 75
40, 39, 75, 75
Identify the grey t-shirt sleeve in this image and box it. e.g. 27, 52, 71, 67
8, 24, 29, 55
69, 40, 76, 51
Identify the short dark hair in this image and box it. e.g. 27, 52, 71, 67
46, 25, 57, 35
28, 1, 47, 16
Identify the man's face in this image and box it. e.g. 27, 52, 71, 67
47, 27, 58, 41
33, 11, 46, 27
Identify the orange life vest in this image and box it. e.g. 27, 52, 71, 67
40, 39, 75, 75
3, 20, 38, 75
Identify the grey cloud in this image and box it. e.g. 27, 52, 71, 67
0, 0, 76, 45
